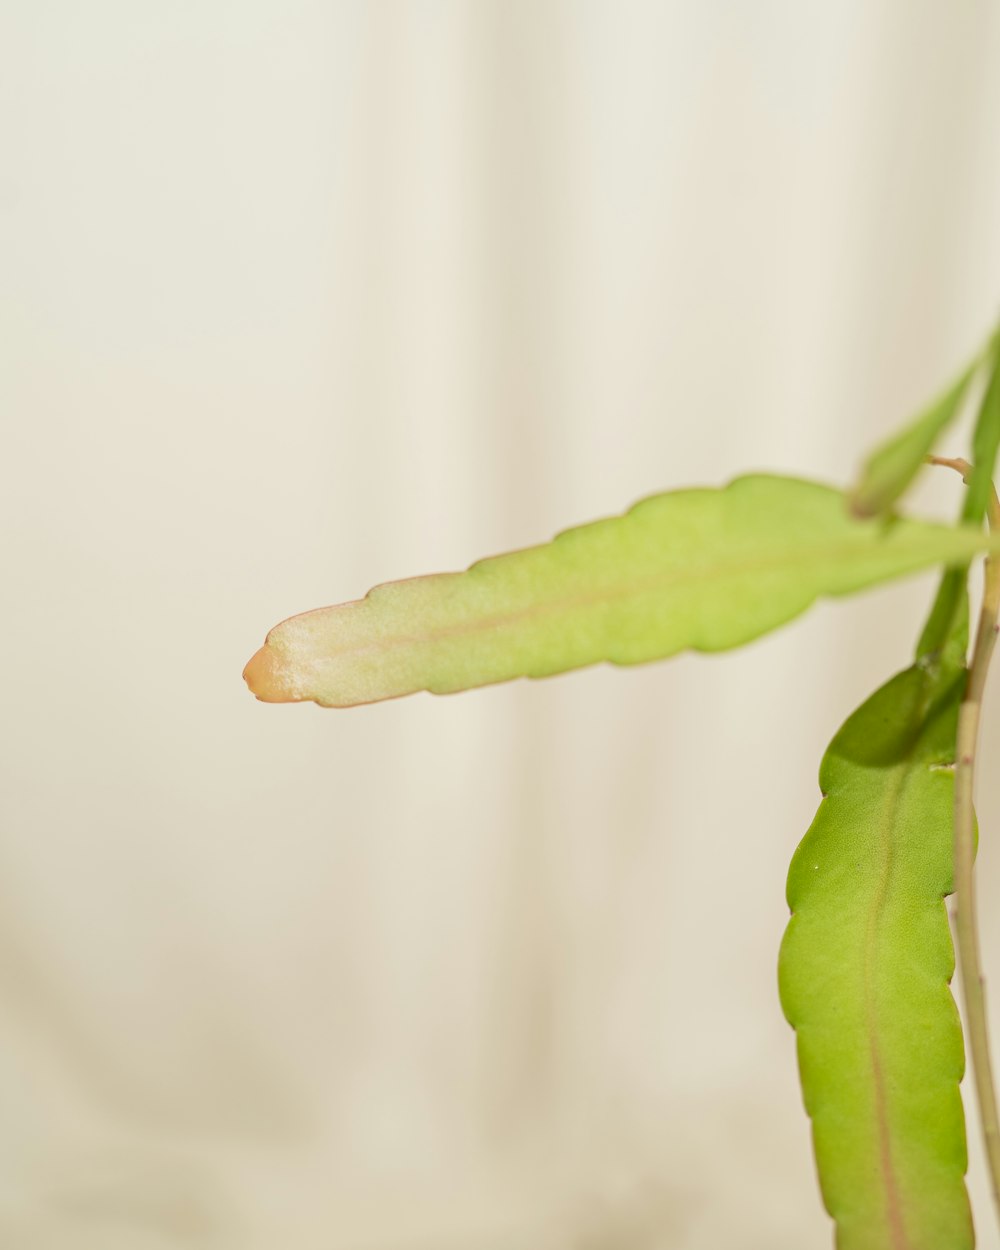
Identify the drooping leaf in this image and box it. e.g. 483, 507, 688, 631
851, 354, 983, 520
962, 354, 1000, 526
244, 474, 1000, 708
778, 648, 973, 1250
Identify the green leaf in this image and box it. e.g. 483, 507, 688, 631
778, 652, 973, 1250
962, 354, 1000, 525
917, 566, 970, 662
851, 357, 981, 520
244, 474, 1000, 708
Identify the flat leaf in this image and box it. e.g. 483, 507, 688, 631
917, 566, 970, 661
779, 653, 973, 1250
852, 358, 980, 519
962, 354, 1000, 525
244, 474, 1000, 708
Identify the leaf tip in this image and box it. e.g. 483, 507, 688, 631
243, 641, 301, 704
848, 489, 878, 520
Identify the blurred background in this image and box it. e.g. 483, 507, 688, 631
4, 2, 1000, 1246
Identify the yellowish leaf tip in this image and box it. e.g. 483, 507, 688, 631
243, 642, 300, 704
849, 492, 877, 520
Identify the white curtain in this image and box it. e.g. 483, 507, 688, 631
4, 2, 1000, 1246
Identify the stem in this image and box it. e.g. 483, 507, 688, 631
930, 455, 1000, 1218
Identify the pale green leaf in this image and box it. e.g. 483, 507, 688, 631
779, 650, 972, 1250
852, 357, 981, 519
962, 353, 1000, 525
917, 565, 970, 661
244, 474, 1000, 708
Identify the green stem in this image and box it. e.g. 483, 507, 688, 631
931, 456, 1000, 1221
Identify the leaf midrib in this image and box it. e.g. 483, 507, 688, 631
864, 760, 913, 1250
302, 532, 982, 663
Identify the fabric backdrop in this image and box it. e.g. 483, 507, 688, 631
5, 2, 1000, 1247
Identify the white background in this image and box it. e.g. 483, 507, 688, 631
4, 2, 1000, 1246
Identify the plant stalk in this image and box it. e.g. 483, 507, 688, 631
932, 455, 1000, 1219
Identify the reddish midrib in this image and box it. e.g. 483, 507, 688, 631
863, 763, 911, 1250
297, 534, 956, 661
